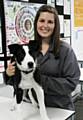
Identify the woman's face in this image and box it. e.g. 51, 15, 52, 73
37, 12, 55, 40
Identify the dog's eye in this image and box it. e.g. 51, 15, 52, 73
16, 49, 25, 64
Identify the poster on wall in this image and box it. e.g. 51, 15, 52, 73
59, 15, 64, 34
0, 61, 4, 72
64, 0, 70, 15
64, 19, 70, 37
71, 0, 83, 60
56, 0, 63, 6
0, 73, 4, 84
3, 0, 42, 52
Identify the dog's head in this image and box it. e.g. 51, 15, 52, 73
8, 41, 38, 73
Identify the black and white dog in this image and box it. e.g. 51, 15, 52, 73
8, 41, 49, 120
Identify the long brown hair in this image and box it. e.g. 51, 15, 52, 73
34, 5, 61, 56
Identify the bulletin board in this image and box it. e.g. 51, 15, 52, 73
3, 0, 43, 47
71, 0, 83, 61
55, 0, 71, 45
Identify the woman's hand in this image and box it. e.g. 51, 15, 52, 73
6, 60, 15, 77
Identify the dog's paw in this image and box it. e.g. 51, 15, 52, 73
41, 114, 50, 120
42, 117, 50, 120
21, 116, 29, 120
10, 105, 17, 111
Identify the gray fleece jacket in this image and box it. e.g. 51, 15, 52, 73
36, 41, 80, 110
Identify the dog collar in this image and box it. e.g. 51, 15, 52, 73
22, 69, 33, 74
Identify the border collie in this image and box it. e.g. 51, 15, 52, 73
8, 41, 49, 120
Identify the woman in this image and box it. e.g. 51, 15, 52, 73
5, 5, 80, 110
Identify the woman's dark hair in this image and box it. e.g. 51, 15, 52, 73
34, 5, 61, 56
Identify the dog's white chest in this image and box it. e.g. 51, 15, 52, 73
19, 72, 34, 89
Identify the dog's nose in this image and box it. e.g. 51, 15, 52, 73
28, 62, 33, 68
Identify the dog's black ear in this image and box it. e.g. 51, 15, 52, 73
8, 44, 21, 55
